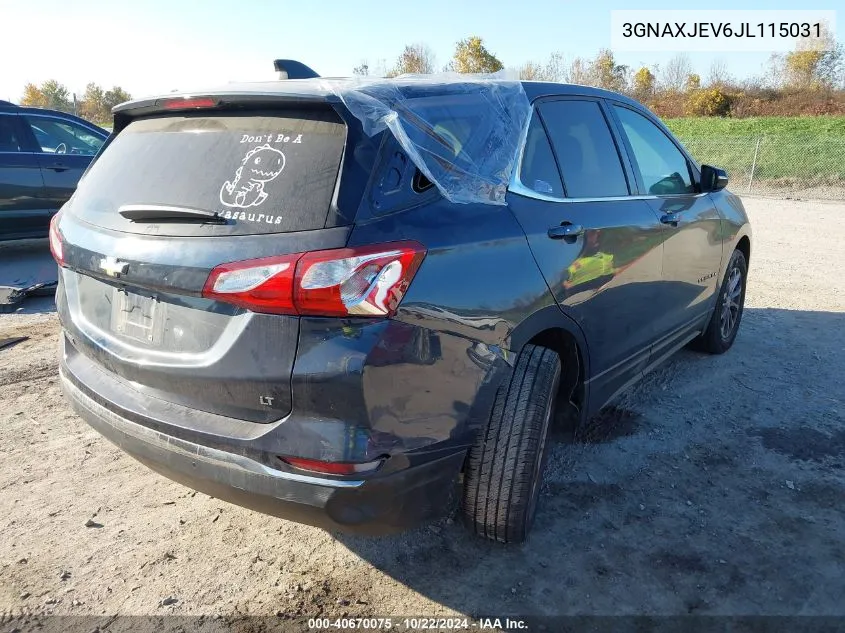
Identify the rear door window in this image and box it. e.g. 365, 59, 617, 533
0, 115, 23, 152
69, 109, 346, 235
538, 100, 629, 198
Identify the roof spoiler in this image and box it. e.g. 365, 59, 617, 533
273, 59, 320, 80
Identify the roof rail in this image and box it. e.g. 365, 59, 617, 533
273, 59, 320, 80
0, 100, 18, 108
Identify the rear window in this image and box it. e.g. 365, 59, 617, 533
70, 109, 345, 235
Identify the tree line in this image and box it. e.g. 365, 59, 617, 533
18, 29, 845, 124
353, 36, 504, 77
20, 81, 132, 125
354, 31, 845, 118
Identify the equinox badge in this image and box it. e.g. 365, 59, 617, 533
99, 256, 129, 278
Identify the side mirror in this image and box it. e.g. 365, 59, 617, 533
700, 164, 729, 192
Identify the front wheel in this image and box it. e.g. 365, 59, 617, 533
462, 344, 561, 543
693, 248, 748, 354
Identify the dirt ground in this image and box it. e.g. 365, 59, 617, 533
1, 197, 844, 628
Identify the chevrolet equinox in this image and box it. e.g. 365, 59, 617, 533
52, 69, 751, 543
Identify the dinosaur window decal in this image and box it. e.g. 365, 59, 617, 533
67, 111, 345, 236
220, 144, 286, 209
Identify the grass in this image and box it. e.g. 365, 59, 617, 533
665, 115, 845, 138
665, 116, 845, 185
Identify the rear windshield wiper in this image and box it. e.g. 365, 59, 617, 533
118, 204, 227, 224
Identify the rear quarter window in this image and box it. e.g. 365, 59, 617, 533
70, 109, 346, 236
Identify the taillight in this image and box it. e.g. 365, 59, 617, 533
49, 214, 64, 266
202, 241, 425, 318
202, 253, 300, 315
280, 456, 383, 476
295, 243, 425, 316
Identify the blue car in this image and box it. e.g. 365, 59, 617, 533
51, 63, 750, 543
0, 101, 108, 240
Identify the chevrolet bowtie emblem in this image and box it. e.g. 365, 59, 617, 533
99, 256, 129, 278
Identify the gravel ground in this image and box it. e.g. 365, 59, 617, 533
1, 197, 844, 628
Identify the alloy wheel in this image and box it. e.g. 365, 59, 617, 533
720, 265, 743, 340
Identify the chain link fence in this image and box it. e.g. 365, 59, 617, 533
678, 135, 845, 200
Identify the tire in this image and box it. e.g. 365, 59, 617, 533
693, 248, 748, 354
462, 344, 561, 543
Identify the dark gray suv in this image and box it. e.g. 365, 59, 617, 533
52, 72, 750, 543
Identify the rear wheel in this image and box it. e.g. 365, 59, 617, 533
693, 248, 747, 354
462, 344, 560, 543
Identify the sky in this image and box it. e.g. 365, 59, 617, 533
1, 0, 842, 103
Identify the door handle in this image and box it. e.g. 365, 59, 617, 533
660, 212, 680, 226
44, 164, 69, 172
548, 223, 585, 240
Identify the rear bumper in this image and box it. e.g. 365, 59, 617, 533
61, 368, 465, 535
